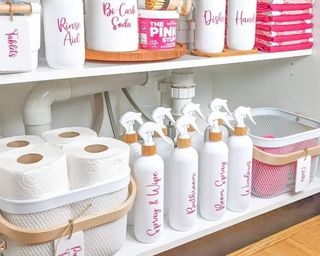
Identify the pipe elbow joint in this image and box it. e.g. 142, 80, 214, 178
23, 81, 72, 126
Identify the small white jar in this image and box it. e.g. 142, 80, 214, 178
195, 0, 226, 53
43, 0, 85, 69
85, 0, 139, 52
227, 0, 257, 51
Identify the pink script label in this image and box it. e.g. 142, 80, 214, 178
57, 17, 81, 47
214, 161, 227, 212
59, 246, 82, 256
103, 2, 136, 31
186, 173, 197, 215
146, 171, 162, 237
241, 161, 252, 196
5, 29, 19, 58
204, 11, 225, 26
235, 11, 256, 26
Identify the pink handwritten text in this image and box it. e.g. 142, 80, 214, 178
204, 11, 225, 26
5, 29, 19, 58
186, 173, 197, 215
102, 2, 136, 31
57, 17, 81, 47
235, 11, 256, 26
146, 171, 162, 237
241, 161, 252, 196
214, 161, 227, 212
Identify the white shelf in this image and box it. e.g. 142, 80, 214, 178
0, 49, 312, 85
116, 178, 320, 256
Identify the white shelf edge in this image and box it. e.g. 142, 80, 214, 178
116, 177, 320, 256
0, 49, 312, 85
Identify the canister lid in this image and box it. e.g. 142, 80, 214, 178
138, 9, 179, 19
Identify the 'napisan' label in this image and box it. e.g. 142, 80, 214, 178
54, 231, 84, 256
295, 155, 311, 193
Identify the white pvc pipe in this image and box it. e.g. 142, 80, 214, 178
23, 73, 147, 135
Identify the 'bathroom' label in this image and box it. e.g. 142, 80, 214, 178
295, 156, 311, 192
186, 172, 197, 215
54, 231, 84, 256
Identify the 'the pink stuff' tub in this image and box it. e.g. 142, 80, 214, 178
138, 10, 179, 50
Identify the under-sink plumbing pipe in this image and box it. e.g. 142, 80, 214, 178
170, 69, 196, 117
23, 74, 148, 135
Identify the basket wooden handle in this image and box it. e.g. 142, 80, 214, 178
0, 3, 32, 14
0, 177, 136, 245
253, 145, 320, 166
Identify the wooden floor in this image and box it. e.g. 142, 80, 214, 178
229, 215, 320, 256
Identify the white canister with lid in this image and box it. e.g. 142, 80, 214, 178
85, 0, 139, 52
43, 0, 85, 69
195, 0, 226, 53
227, 0, 256, 51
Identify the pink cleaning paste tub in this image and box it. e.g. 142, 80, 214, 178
138, 10, 179, 50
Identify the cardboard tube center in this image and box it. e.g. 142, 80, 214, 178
85, 144, 108, 153
7, 140, 30, 148
59, 132, 80, 138
17, 153, 43, 164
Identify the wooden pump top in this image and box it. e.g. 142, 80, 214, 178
235, 127, 247, 136
123, 133, 138, 144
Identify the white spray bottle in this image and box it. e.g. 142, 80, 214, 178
181, 102, 205, 155
152, 107, 175, 214
120, 111, 144, 226
134, 122, 170, 243
204, 98, 232, 143
169, 115, 201, 231
227, 107, 256, 212
120, 112, 144, 170
200, 112, 233, 221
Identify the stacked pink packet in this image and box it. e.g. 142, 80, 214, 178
256, 0, 314, 52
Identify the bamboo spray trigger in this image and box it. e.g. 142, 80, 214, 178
233, 107, 256, 128
152, 107, 176, 128
120, 112, 144, 134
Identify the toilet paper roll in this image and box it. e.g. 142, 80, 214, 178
64, 137, 130, 189
0, 135, 45, 154
0, 144, 69, 200
41, 127, 97, 148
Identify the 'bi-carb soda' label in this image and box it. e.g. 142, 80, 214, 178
139, 18, 177, 50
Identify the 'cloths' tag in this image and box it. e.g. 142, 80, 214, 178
295, 155, 311, 193
54, 231, 85, 256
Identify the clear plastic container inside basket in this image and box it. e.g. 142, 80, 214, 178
248, 108, 320, 198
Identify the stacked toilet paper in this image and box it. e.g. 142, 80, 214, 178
0, 143, 71, 256
42, 127, 97, 148
0, 127, 130, 256
64, 137, 130, 256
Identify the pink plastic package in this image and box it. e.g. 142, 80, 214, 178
252, 135, 294, 197
138, 10, 179, 50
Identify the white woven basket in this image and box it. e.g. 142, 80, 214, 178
0, 170, 133, 256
